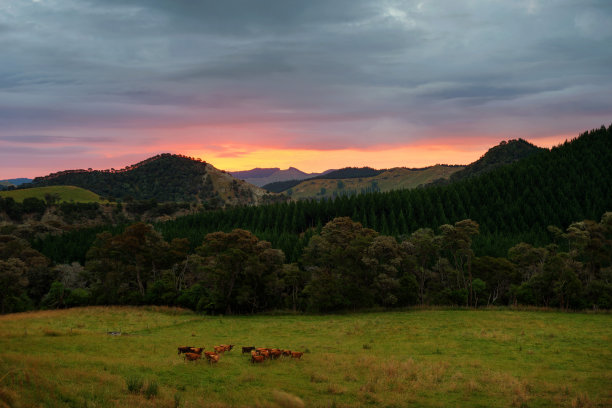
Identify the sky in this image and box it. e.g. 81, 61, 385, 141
1, 0, 611, 178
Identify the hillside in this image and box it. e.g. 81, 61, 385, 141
0, 185, 104, 203
449, 138, 544, 182
26, 154, 274, 207
152, 124, 612, 260
270, 165, 462, 199
28, 124, 612, 264
230, 167, 330, 187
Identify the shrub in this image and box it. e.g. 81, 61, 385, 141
126, 376, 144, 394
144, 380, 159, 399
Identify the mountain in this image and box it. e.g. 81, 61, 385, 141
230, 167, 333, 187
27, 154, 275, 207
0, 178, 33, 188
268, 165, 463, 199
262, 166, 388, 193
33, 124, 612, 266
449, 138, 544, 182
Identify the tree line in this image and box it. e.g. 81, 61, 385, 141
34, 125, 612, 266
2, 212, 611, 314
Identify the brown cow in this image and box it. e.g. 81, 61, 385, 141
184, 352, 202, 362
188, 347, 204, 354
204, 351, 217, 357
251, 355, 265, 364
214, 345, 225, 354
291, 351, 303, 359
177, 346, 192, 355
242, 346, 255, 354
220, 344, 234, 352
205, 353, 219, 364
270, 349, 282, 359
282, 350, 291, 357
260, 350, 270, 359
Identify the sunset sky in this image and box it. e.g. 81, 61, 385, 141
1, 0, 611, 179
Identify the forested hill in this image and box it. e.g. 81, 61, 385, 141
262, 167, 386, 192
27, 154, 271, 206
36, 125, 612, 265
449, 138, 544, 182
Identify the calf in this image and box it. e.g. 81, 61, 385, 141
291, 351, 303, 359
184, 352, 202, 362
242, 346, 255, 354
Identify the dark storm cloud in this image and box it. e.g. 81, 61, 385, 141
1, 0, 611, 171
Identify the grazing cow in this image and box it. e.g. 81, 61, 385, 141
205, 353, 220, 364
255, 347, 268, 353
242, 346, 255, 354
220, 344, 234, 352
251, 355, 265, 364
270, 349, 282, 359
291, 351, 303, 359
178, 346, 192, 355
260, 350, 270, 360
214, 345, 225, 354
184, 352, 202, 362
282, 350, 291, 357
188, 347, 204, 354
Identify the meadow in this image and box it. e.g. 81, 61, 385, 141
0, 307, 610, 407
0, 186, 104, 203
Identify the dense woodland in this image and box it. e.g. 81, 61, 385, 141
1, 213, 611, 314
1, 125, 611, 314
28, 154, 210, 203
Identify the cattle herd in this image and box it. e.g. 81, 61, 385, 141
177, 344, 304, 364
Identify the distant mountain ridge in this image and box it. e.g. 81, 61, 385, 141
261, 139, 543, 198
263, 165, 463, 197
27, 153, 275, 207
0, 178, 33, 188
230, 167, 333, 187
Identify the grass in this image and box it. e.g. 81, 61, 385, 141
288, 165, 463, 199
0, 185, 104, 203
0, 306, 610, 407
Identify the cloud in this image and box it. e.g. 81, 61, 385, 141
1, 0, 611, 176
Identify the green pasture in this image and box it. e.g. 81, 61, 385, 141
0, 307, 610, 407
0, 185, 104, 203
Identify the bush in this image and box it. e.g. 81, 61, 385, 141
126, 376, 144, 394
144, 380, 159, 399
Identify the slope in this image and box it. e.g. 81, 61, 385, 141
26, 154, 272, 206
449, 138, 544, 182
0, 185, 104, 203
272, 165, 462, 199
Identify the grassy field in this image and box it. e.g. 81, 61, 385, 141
0, 307, 610, 407
0, 185, 104, 203
287, 165, 463, 199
